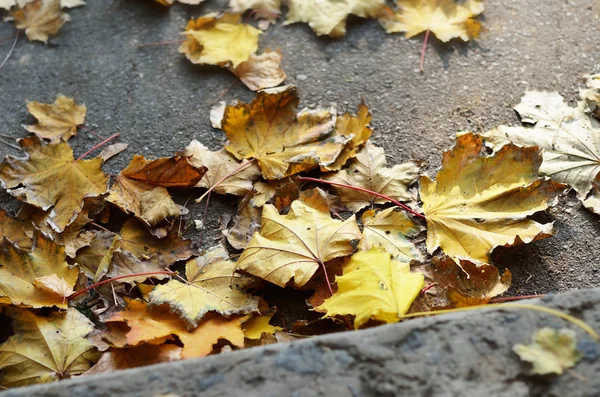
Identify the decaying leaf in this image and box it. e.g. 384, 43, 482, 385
148, 245, 259, 328
583, 174, 600, 213
24, 95, 86, 143
107, 155, 205, 227
179, 13, 261, 68
0, 230, 78, 308
481, 91, 600, 210
237, 189, 361, 288
380, 0, 484, 41
11, 0, 70, 43
0, 208, 32, 250
513, 327, 582, 375
223, 198, 261, 250
222, 85, 352, 179
0, 308, 99, 388
318, 248, 424, 329
104, 299, 245, 358
251, 178, 300, 208
84, 344, 181, 376
229, 0, 281, 23
284, 0, 386, 38
0, 137, 108, 233
105, 249, 172, 285
325, 141, 420, 212
73, 229, 119, 280
420, 133, 565, 262
361, 207, 424, 262
184, 139, 261, 196
232, 49, 287, 91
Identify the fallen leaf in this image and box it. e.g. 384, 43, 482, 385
104, 299, 245, 359
104, 249, 172, 285
481, 91, 600, 209
583, 174, 600, 213
34, 274, 74, 298
23, 95, 86, 143
222, 85, 350, 179
98, 143, 128, 162
324, 141, 420, 212
514, 327, 582, 375
60, 0, 85, 8
361, 207, 424, 262
318, 248, 424, 329
236, 189, 361, 288
11, 0, 70, 43
229, 0, 281, 23
242, 312, 282, 339
251, 178, 300, 209
107, 155, 205, 227
232, 49, 287, 91
420, 133, 565, 262
0, 0, 15, 10
73, 229, 119, 280
380, 0, 484, 41
284, 0, 386, 38
0, 230, 78, 308
223, 198, 261, 250
149, 245, 259, 328
84, 344, 181, 376
179, 13, 261, 68
0, 208, 32, 250
0, 308, 99, 387
0, 137, 108, 232
210, 101, 227, 129
581, 73, 600, 119
184, 139, 261, 196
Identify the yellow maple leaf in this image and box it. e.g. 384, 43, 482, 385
0, 137, 108, 232
514, 328, 582, 375
361, 207, 424, 262
24, 95, 86, 143
284, 0, 386, 38
84, 344, 181, 376
222, 85, 351, 179
231, 49, 287, 91
148, 245, 260, 328
104, 299, 245, 359
324, 141, 420, 212
0, 208, 32, 250
0, 308, 99, 388
179, 13, 261, 68
236, 189, 361, 288
0, 230, 79, 308
380, 0, 484, 41
107, 155, 206, 227
11, 0, 70, 43
242, 312, 283, 340
420, 133, 565, 262
318, 248, 424, 329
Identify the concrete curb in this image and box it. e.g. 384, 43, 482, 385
3, 288, 600, 397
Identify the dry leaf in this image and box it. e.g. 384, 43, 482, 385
232, 50, 287, 91
179, 13, 261, 68
318, 248, 424, 329
380, 0, 484, 41
11, 0, 70, 43
107, 155, 205, 227
24, 95, 86, 143
229, 0, 281, 23
73, 229, 119, 280
514, 328, 582, 375
284, 0, 386, 38
0, 230, 78, 308
0, 208, 32, 250
105, 249, 172, 285
420, 133, 565, 262
149, 245, 259, 328
583, 173, 600, 213
223, 198, 261, 250
84, 344, 181, 376
361, 207, 424, 262
98, 143, 128, 162
0, 137, 108, 232
481, 91, 600, 211
0, 308, 99, 388
222, 85, 350, 179
324, 141, 420, 212
60, 0, 85, 8
184, 139, 261, 196
242, 312, 282, 339
33, 274, 74, 298
236, 189, 361, 288
251, 178, 300, 208
210, 101, 226, 129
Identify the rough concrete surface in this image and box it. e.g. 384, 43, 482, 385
4, 288, 600, 397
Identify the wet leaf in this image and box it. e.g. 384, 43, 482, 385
237, 189, 361, 288
514, 327, 581, 375
420, 133, 565, 262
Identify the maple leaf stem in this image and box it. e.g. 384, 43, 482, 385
0, 137, 21, 151
68, 271, 176, 300
419, 29, 430, 73
419, 282, 437, 295
137, 39, 185, 48
77, 133, 120, 160
198, 190, 212, 246
0, 31, 19, 73
196, 159, 256, 204
489, 294, 545, 303
78, 125, 104, 140
319, 259, 334, 296
297, 176, 426, 219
